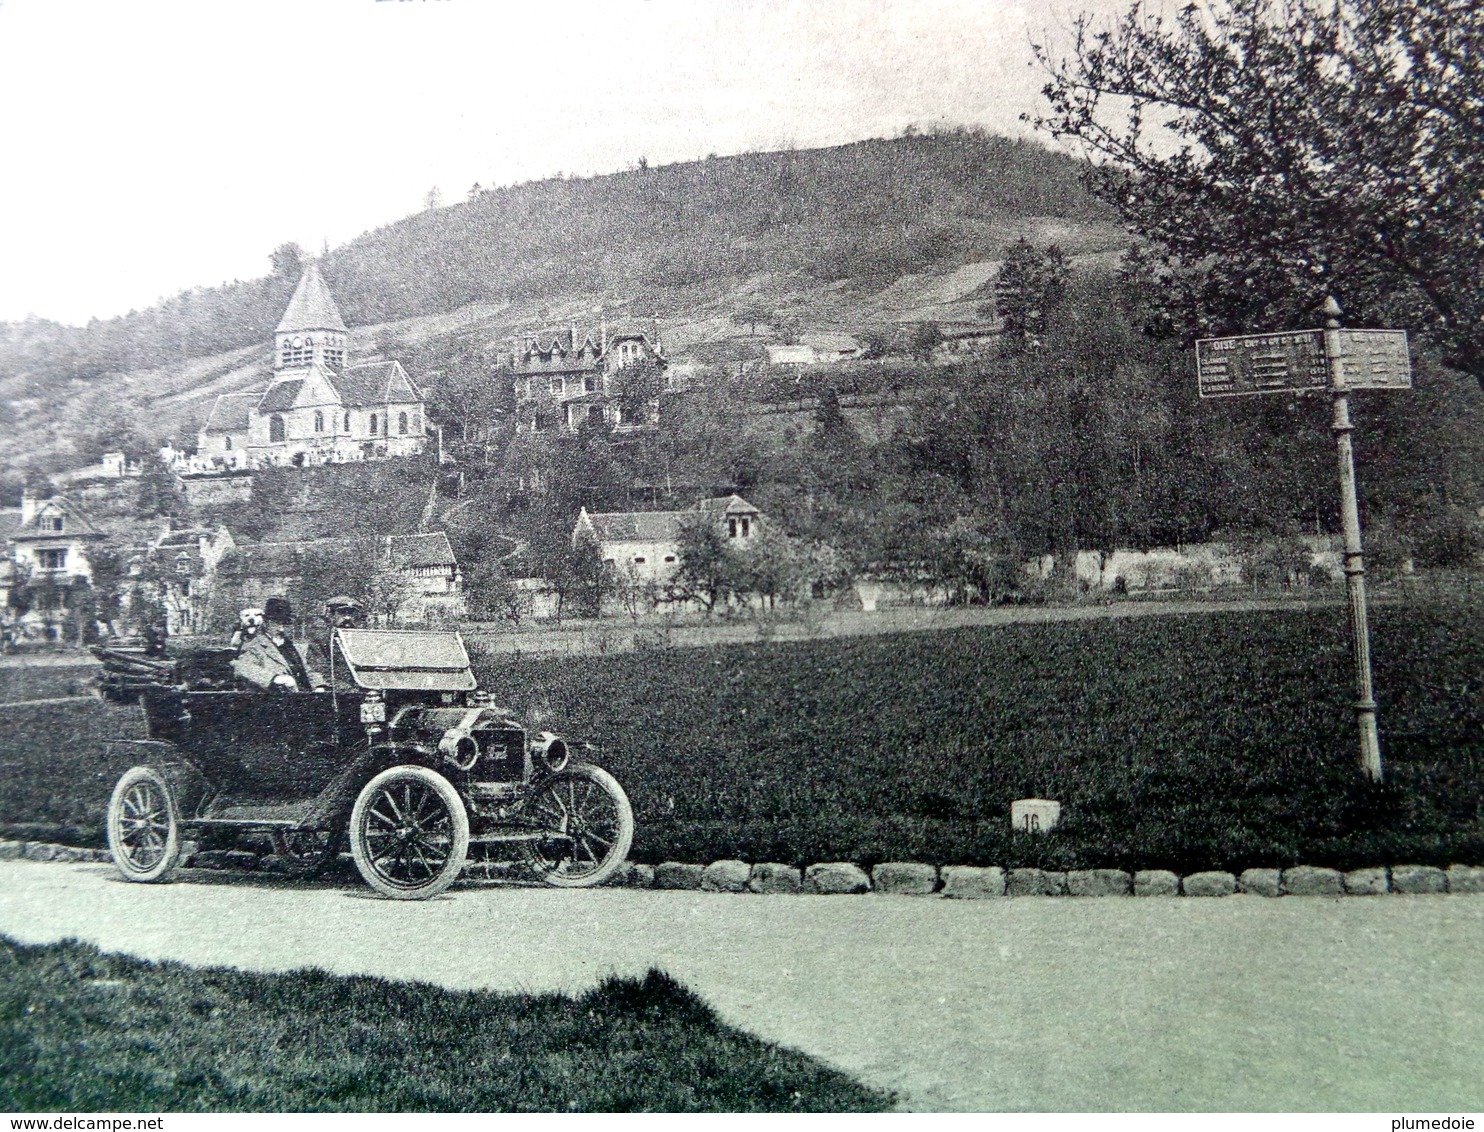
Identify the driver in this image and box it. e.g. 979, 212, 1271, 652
230, 597, 324, 691
316, 596, 365, 691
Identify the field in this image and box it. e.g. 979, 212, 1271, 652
0, 935, 889, 1112
475, 602, 1484, 872
0, 663, 98, 705
3, 602, 1481, 871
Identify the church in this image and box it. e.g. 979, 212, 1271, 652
196, 264, 428, 470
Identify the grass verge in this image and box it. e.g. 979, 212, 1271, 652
0, 935, 891, 1112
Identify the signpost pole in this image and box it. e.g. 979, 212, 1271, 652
1321, 295, 1384, 782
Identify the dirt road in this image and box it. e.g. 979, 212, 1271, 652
2, 860, 1480, 1111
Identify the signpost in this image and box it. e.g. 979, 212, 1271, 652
1197, 297, 1411, 782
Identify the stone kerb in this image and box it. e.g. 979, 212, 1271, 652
655, 861, 706, 890
10, 838, 1484, 900
1133, 870, 1179, 896
626, 863, 656, 888
700, 859, 751, 893
1007, 868, 1067, 896
1448, 865, 1484, 893
1181, 871, 1236, 897
1342, 867, 1388, 895
748, 863, 802, 894
803, 862, 871, 895
1238, 868, 1282, 897
1282, 866, 1344, 896
1066, 869, 1130, 897
872, 862, 939, 895
939, 866, 1005, 899
1391, 865, 1446, 894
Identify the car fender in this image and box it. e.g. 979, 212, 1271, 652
300, 742, 443, 830
104, 740, 213, 821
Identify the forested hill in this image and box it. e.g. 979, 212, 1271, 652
0, 130, 1111, 390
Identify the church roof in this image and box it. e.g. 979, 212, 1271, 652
275, 262, 348, 334
202, 391, 260, 433
257, 380, 305, 414
327, 360, 421, 408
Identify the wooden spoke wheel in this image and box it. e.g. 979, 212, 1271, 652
527, 763, 634, 888
349, 765, 469, 900
270, 829, 342, 879
106, 766, 183, 883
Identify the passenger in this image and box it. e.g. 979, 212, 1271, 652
230, 597, 323, 691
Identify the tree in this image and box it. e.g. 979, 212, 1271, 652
734, 300, 774, 335
907, 321, 943, 362
609, 358, 666, 426
1031, 0, 1484, 383
732, 527, 809, 610
269, 242, 306, 278
668, 516, 734, 613
424, 186, 444, 211
993, 238, 1068, 351
134, 454, 188, 520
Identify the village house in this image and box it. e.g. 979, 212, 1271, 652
194, 263, 428, 471
508, 321, 667, 434
127, 525, 237, 636
573, 495, 762, 582
213, 530, 464, 628
0, 491, 108, 641
764, 332, 862, 367
385, 532, 465, 623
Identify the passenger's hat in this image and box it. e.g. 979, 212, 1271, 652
263, 597, 294, 625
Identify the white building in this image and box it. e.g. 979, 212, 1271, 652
195, 263, 428, 471
573, 495, 762, 582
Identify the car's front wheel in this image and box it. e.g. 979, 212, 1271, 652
349, 765, 469, 900
106, 765, 183, 883
528, 763, 634, 888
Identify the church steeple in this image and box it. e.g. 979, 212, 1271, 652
274, 261, 348, 373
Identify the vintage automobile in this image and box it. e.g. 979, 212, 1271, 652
95, 628, 633, 899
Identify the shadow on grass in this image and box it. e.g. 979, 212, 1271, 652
0, 934, 894, 1113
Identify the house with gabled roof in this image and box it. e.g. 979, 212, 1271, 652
508, 320, 667, 433
130, 524, 237, 636
210, 528, 464, 629
1, 491, 110, 642
194, 262, 428, 471
573, 494, 762, 582
385, 531, 465, 622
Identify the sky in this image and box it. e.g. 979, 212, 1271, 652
0, 0, 1134, 326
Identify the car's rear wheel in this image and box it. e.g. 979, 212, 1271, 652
528, 763, 634, 888
106, 766, 182, 883
349, 765, 469, 900
270, 829, 342, 878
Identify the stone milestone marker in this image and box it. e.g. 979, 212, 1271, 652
1011, 798, 1061, 834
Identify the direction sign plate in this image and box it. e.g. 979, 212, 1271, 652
1334, 329, 1412, 390
1196, 330, 1328, 398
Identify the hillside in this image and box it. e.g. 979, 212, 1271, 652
0, 130, 1124, 487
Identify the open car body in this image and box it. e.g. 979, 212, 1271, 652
99, 629, 633, 899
